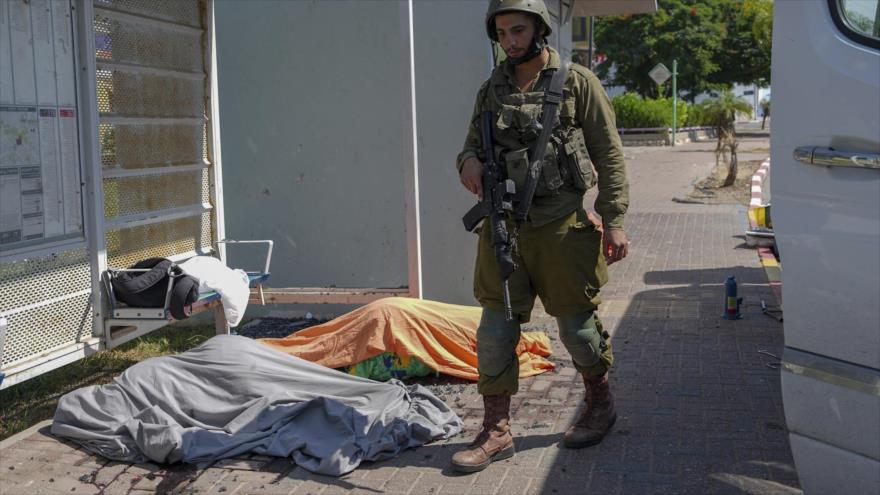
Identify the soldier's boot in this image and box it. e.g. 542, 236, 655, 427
450, 395, 515, 473
563, 372, 617, 448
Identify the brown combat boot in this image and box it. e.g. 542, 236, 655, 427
563, 373, 617, 448
450, 395, 515, 473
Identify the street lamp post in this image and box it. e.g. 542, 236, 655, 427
671, 59, 678, 147
587, 16, 595, 70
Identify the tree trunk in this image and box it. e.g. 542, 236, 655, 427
722, 133, 739, 187
714, 127, 725, 168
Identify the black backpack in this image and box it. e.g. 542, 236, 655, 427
110, 257, 200, 320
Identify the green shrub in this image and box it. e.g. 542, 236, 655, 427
612, 93, 687, 129
685, 93, 753, 128
685, 102, 714, 127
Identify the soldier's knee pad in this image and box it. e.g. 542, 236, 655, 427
476, 308, 521, 376
556, 311, 602, 367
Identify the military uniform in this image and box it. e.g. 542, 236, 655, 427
450, 0, 628, 473
457, 47, 628, 395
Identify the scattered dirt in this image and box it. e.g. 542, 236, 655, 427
233, 317, 325, 340
675, 158, 763, 205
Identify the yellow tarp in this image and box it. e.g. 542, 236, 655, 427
259, 298, 555, 381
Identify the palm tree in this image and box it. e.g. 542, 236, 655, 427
760, 98, 771, 130
699, 92, 754, 187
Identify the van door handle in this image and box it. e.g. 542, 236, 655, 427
794, 146, 880, 170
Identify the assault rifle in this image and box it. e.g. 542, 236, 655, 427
460, 64, 569, 321
462, 111, 517, 321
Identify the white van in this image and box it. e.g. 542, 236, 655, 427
772, 1, 880, 494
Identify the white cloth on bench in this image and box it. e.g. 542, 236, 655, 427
177, 256, 250, 327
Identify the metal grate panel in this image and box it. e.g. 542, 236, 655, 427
200, 168, 211, 205
1, 248, 92, 368
94, 0, 202, 27
0, 250, 91, 320
2, 294, 92, 368
100, 123, 205, 169
94, 12, 204, 73
106, 212, 213, 268
103, 170, 209, 219
97, 0, 214, 285
96, 69, 204, 118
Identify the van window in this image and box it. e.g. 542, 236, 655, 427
832, 0, 880, 48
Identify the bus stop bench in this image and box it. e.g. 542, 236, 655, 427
102, 240, 272, 348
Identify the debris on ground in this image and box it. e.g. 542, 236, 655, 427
673, 158, 763, 205
232, 317, 323, 339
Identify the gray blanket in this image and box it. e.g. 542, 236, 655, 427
51, 335, 461, 476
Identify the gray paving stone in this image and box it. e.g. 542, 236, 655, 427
231, 481, 296, 495
381, 471, 423, 494
496, 476, 537, 495
526, 379, 552, 398
289, 479, 327, 494
177, 467, 231, 494
125, 462, 161, 477
408, 480, 444, 494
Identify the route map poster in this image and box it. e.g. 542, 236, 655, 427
0, 0, 82, 251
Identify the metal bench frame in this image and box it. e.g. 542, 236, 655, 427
102, 239, 273, 348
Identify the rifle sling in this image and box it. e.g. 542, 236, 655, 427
514, 60, 571, 224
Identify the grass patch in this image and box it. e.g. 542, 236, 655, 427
0, 324, 214, 441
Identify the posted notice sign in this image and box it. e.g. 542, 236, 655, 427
0, 0, 83, 252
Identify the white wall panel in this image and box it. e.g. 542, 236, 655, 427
215, 0, 575, 305
413, 0, 490, 305
215, 0, 409, 289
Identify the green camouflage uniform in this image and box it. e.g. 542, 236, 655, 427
457, 47, 629, 395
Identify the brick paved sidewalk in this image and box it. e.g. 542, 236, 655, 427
0, 138, 800, 495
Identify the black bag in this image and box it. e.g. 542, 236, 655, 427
168, 272, 200, 320
111, 257, 200, 320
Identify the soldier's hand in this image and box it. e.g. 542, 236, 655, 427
603, 229, 629, 265
460, 158, 484, 199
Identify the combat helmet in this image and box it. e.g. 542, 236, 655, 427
485, 0, 553, 41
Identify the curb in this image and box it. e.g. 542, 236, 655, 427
747, 158, 782, 306
0, 419, 53, 450
758, 246, 783, 305
749, 158, 771, 208
746, 158, 774, 248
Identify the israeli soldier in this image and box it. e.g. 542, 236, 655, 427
451, 0, 630, 473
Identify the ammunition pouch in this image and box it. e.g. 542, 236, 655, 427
557, 127, 596, 192
495, 96, 591, 197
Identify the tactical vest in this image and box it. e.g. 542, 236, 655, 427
485, 67, 597, 199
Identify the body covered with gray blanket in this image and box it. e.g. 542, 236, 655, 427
51, 335, 461, 475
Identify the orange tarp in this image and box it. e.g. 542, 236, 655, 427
258, 298, 555, 381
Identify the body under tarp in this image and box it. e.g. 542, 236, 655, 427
258, 298, 555, 380
51, 335, 461, 476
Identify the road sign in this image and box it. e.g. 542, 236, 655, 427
649, 63, 672, 85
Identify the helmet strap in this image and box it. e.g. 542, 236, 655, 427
507, 17, 548, 66
507, 35, 547, 66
